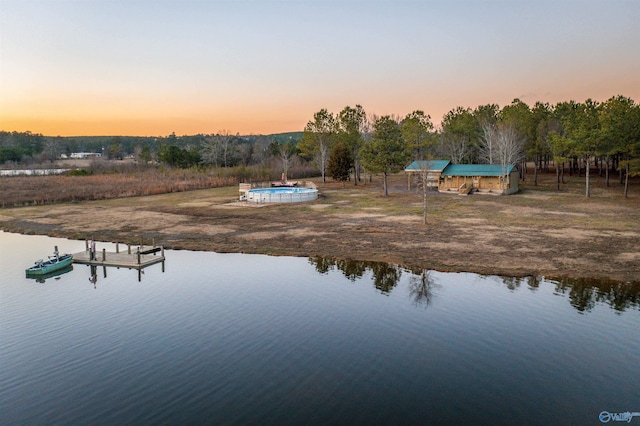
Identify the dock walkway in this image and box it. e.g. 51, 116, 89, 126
72, 245, 165, 269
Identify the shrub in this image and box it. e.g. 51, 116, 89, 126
66, 169, 92, 176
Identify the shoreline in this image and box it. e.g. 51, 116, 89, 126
1, 174, 639, 283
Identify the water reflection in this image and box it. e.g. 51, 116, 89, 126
526, 275, 542, 290
309, 257, 404, 294
89, 265, 98, 288
499, 275, 541, 292
407, 269, 439, 307
497, 275, 640, 313
26, 261, 159, 287
310, 256, 640, 314
501, 276, 523, 291
550, 277, 640, 313
370, 262, 402, 293
83, 263, 156, 287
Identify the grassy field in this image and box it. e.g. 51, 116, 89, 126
0, 169, 638, 282
0, 168, 238, 207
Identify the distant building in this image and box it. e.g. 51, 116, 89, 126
70, 152, 102, 159
405, 161, 519, 195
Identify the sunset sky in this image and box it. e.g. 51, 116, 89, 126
1, 0, 638, 136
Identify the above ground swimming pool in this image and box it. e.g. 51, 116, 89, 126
246, 187, 318, 203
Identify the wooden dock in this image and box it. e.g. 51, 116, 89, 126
72, 244, 165, 269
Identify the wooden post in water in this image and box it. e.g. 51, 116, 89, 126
137, 249, 141, 265
152, 238, 155, 247
128, 244, 131, 254
85, 239, 89, 251
102, 248, 106, 261
116, 243, 119, 253
161, 246, 164, 257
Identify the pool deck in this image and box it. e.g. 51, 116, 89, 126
270, 181, 298, 187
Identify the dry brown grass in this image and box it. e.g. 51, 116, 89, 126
0, 169, 237, 207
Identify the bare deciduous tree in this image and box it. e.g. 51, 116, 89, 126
201, 134, 220, 166
412, 159, 433, 225
494, 122, 525, 189
218, 130, 236, 168
278, 141, 297, 181
299, 109, 336, 184
43, 137, 64, 161
440, 133, 471, 164
479, 122, 497, 164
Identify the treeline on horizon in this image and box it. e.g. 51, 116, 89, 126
2, 95, 639, 194
0, 131, 302, 167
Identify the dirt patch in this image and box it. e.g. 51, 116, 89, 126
308, 204, 332, 210
544, 210, 588, 217
178, 202, 212, 208
543, 229, 597, 241
379, 216, 419, 224
619, 252, 640, 261
335, 213, 385, 220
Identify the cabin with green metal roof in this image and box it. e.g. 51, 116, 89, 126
439, 164, 519, 195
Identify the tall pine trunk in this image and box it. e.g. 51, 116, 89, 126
422, 171, 428, 225
383, 172, 388, 197
585, 155, 590, 198
624, 162, 630, 198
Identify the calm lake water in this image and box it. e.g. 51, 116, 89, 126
0, 168, 69, 177
1, 231, 639, 425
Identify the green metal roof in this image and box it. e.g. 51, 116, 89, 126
405, 160, 450, 172
441, 164, 516, 177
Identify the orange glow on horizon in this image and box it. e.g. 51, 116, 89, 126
2, 87, 639, 137
0, 115, 310, 137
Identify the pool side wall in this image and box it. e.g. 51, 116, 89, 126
246, 189, 318, 203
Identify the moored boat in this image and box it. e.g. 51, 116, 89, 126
26, 264, 74, 283
25, 246, 73, 276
